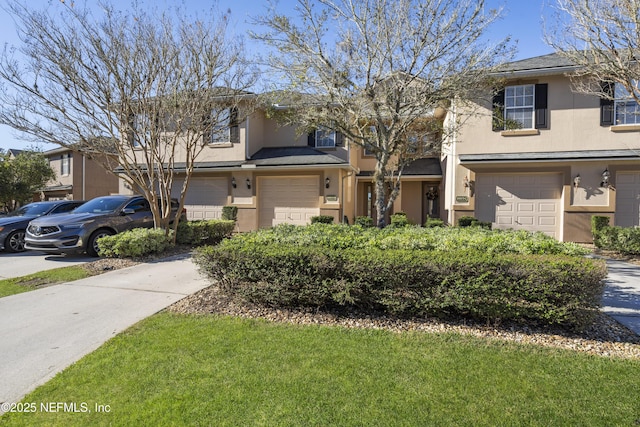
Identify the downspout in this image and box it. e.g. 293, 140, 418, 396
82, 154, 86, 200
447, 99, 457, 225
245, 114, 250, 160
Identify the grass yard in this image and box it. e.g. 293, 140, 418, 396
0, 266, 91, 298
2, 313, 639, 426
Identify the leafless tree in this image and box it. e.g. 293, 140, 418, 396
0, 1, 256, 236
253, 0, 512, 227
546, 0, 640, 103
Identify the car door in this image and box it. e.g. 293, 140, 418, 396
119, 198, 154, 231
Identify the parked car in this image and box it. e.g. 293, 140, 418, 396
24, 195, 182, 257
0, 200, 85, 253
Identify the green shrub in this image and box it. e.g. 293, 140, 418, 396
195, 243, 606, 329
311, 215, 335, 224
424, 218, 445, 228
176, 220, 235, 246
97, 228, 174, 258
591, 216, 610, 247
390, 212, 409, 227
354, 216, 374, 227
458, 216, 476, 227
221, 206, 238, 222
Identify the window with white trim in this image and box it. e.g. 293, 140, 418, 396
504, 84, 535, 129
315, 127, 336, 148
614, 83, 640, 125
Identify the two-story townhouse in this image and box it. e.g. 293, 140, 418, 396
119, 102, 356, 232
43, 147, 119, 201
444, 52, 640, 242
118, 95, 446, 231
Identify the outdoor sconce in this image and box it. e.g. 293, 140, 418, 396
573, 174, 581, 188
325, 177, 330, 189
231, 177, 237, 188
601, 169, 610, 188
463, 175, 469, 189
246, 178, 251, 189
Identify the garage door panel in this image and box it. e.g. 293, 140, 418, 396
260, 177, 320, 228
173, 178, 227, 220
616, 172, 640, 227
476, 173, 562, 238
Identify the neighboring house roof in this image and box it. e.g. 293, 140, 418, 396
246, 147, 347, 167
7, 148, 24, 157
459, 149, 640, 164
493, 52, 579, 78
357, 157, 442, 177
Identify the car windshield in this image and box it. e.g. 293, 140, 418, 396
8, 203, 53, 217
73, 197, 128, 214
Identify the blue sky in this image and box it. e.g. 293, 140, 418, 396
0, 0, 555, 152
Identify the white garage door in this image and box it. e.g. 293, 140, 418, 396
476, 173, 562, 238
259, 176, 320, 228
173, 178, 228, 220
616, 172, 640, 227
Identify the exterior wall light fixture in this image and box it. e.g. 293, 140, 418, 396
325, 177, 330, 188
246, 178, 251, 189
463, 175, 469, 189
231, 177, 237, 188
573, 174, 581, 188
601, 169, 610, 188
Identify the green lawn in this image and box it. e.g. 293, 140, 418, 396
2, 313, 639, 426
0, 266, 91, 298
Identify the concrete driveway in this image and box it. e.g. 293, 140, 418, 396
0, 251, 90, 280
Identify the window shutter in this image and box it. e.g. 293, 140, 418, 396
600, 82, 615, 126
335, 131, 344, 147
534, 84, 548, 129
308, 130, 316, 147
492, 89, 505, 131
229, 107, 239, 143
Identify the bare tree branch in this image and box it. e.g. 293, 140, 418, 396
0, 0, 257, 237
253, 0, 512, 226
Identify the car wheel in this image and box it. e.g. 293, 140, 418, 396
5, 230, 26, 253
87, 229, 114, 257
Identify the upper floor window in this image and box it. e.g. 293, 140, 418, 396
504, 85, 534, 129
210, 108, 231, 144
133, 114, 151, 148
315, 127, 336, 148
614, 83, 640, 125
492, 83, 548, 131
61, 153, 70, 176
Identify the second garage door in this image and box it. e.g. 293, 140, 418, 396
173, 177, 228, 220
259, 176, 320, 228
616, 172, 640, 227
475, 173, 562, 238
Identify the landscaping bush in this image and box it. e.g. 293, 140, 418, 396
311, 215, 335, 224
97, 228, 174, 258
591, 216, 610, 247
458, 216, 491, 229
424, 218, 445, 228
354, 216, 374, 227
195, 242, 606, 329
390, 212, 410, 227
221, 206, 238, 222
175, 219, 235, 246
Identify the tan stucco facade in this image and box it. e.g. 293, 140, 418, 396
445, 70, 640, 242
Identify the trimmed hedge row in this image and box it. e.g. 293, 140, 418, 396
98, 228, 173, 258
228, 223, 589, 256
194, 243, 607, 329
175, 220, 235, 246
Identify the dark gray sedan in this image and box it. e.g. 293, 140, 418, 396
0, 200, 85, 253
25, 195, 181, 257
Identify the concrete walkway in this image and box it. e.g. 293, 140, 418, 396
0, 254, 210, 410
601, 258, 640, 335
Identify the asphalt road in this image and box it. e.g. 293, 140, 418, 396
0, 251, 91, 280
